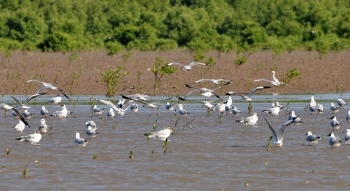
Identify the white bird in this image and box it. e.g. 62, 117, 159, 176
123, 94, 150, 101
309, 96, 317, 114
183, 84, 224, 99
144, 126, 173, 141
288, 111, 302, 124
86, 126, 98, 138
231, 86, 271, 102
194, 78, 232, 85
236, 112, 258, 126
39, 118, 48, 133
200, 100, 215, 111
167, 62, 206, 71
254, 70, 292, 88
327, 132, 341, 147
262, 102, 281, 116
330, 102, 341, 113
26, 79, 71, 101
165, 102, 175, 113
40, 106, 49, 117
305, 131, 322, 146
337, 99, 346, 108
95, 99, 134, 116
85, 121, 97, 131
13, 119, 25, 132
91, 105, 105, 116
231, 106, 241, 116
330, 116, 341, 131
107, 108, 115, 119
264, 118, 296, 147
22, 109, 33, 118
130, 103, 139, 112
116, 99, 126, 108
346, 110, 350, 124
0, 103, 13, 112
342, 129, 350, 144
16, 130, 42, 145
52, 104, 68, 119
74, 132, 88, 147
48, 94, 62, 105
317, 104, 324, 114
177, 103, 189, 117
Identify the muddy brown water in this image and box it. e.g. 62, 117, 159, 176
0, 101, 349, 190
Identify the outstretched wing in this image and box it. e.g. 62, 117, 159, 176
264, 118, 277, 141
278, 119, 295, 140
95, 99, 119, 111
167, 62, 184, 67
248, 86, 271, 97
12, 107, 30, 127
188, 62, 206, 67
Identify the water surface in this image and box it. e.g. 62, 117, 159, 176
0, 95, 349, 190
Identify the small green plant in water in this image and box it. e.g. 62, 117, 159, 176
6, 148, 10, 155
93, 153, 98, 160
247, 103, 253, 114
101, 66, 128, 97
35, 160, 39, 166
129, 150, 134, 160
23, 163, 29, 178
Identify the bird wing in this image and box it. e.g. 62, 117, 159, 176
58, 88, 71, 101
264, 118, 278, 141
194, 79, 211, 83
167, 62, 184, 67
96, 99, 119, 111
12, 107, 30, 127
248, 86, 271, 97
25, 92, 47, 104
10, 95, 23, 106
278, 119, 295, 140
279, 82, 293, 88
254, 79, 272, 83
188, 62, 206, 67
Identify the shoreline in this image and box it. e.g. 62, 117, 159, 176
1, 50, 349, 96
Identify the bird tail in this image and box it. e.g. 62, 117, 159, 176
16, 137, 24, 141
144, 132, 155, 138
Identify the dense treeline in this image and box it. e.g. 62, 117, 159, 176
1, 0, 350, 54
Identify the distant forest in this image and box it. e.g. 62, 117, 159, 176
1, 0, 350, 54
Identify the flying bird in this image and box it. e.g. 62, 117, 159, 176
264, 117, 297, 147
194, 78, 232, 85
254, 70, 292, 88
167, 62, 206, 71
229, 86, 271, 102
26, 79, 71, 101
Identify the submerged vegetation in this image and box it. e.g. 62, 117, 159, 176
0, 0, 349, 54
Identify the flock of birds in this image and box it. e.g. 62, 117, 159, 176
1, 61, 350, 149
